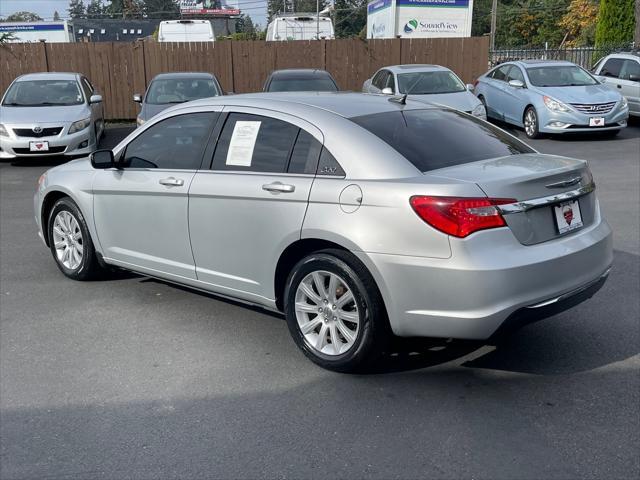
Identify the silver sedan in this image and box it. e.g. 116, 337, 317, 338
34, 93, 612, 372
1, 72, 105, 159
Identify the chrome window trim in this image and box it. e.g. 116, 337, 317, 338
497, 183, 595, 215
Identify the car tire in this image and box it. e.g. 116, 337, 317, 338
48, 197, 105, 281
523, 106, 541, 139
478, 95, 488, 115
284, 249, 390, 373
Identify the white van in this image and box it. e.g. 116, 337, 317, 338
158, 20, 215, 42
266, 14, 334, 41
0, 21, 75, 43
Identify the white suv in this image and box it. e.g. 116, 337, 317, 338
592, 52, 640, 117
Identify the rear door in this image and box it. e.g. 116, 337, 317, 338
482, 65, 511, 120
93, 109, 219, 278
188, 108, 323, 302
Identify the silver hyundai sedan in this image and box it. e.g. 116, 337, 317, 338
34, 93, 612, 372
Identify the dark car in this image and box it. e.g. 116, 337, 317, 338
263, 69, 339, 92
133, 72, 223, 126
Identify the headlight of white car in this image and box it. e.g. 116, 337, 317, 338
0, 124, 8, 137
543, 96, 571, 113
68, 117, 91, 134
471, 103, 486, 117
620, 96, 628, 109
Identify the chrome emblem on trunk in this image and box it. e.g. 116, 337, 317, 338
546, 177, 582, 189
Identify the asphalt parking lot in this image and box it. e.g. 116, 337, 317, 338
1, 121, 638, 479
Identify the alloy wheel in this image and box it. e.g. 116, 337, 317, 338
294, 270, 360, 356
52, 210, 83, 270
524, 109, 537, 137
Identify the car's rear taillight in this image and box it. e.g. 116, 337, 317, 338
410, 196, 516, 238
473, 80, 479, 88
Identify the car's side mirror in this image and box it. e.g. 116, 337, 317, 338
91, 149, 115, 169
508, 79, 525, 88
381, 87, 393, 95
133, 93, 142, 103
466, 83, 475, 92
629, 74, 640, 82
89, 94, 103, 104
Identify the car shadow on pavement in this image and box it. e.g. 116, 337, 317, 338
136, 249, 638, 377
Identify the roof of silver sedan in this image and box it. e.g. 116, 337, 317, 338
183, 91, 436, 119
516, 60, 578, 68
152, 72, 215, 80
16, 72, 79, 82
386, 64, 448, 73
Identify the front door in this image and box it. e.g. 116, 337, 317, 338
188, 108, 323, 303
92, 110, 219, 279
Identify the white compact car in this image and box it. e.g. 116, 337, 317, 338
592, 52, 640, 117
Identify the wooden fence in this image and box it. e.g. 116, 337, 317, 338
0, 37, 490, 120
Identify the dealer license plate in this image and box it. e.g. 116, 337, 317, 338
589, 117, 605, 127
29, 141, 49, 152
554, 200, 583, 234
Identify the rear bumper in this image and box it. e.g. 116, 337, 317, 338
358, 208, 613, 340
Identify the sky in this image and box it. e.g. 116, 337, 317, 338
0, 0, 269, 27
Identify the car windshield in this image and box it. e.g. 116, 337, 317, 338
146, 78, 219, 104
351, 109, 534, 172
527, 65, 598, 87
398, 71, 466, 95
267, 77, 338, 92
2, 80, 83, 106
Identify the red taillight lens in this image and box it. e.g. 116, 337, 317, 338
473, 80, 479, 88
410, 196, 516, 238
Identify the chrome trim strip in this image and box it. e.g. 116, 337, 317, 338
497, 183, 595, 215
525, 267, 611, 309
545, 176, 582, 188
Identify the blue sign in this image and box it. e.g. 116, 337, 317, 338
368, 0, 393, 14
396, 0, 469, 6
0, 24, 65, 32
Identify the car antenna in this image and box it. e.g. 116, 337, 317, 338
388, 93, 408, 105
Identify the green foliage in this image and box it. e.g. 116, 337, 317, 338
143, 0, 180, 19
4, 11, 44, 22
0, 32, 17, 43
53, 11, 62, 21
68, 0, 86, 19
236, 14, 257, 37
595, 0, 635, 47
86, 0, 105, 19
334, 0, 366, 38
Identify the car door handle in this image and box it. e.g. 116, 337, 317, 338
159, 177, 184, 187
262, 182, 295, 193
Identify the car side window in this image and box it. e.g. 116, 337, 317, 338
620, 59, 640, 81
386, 72, 396, 92
212, 113, 299, 173
122, 112, 217, 170
601, 58, 623, 78
373, 70, 388, 90
317, 147, 345, 177
288, 130, 322, 174
507, 66, 525, 83
80, 78, 93, 102
492, 65, 510, 81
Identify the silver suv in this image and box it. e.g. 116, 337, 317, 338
34, 93, 612, 372
593, 52, 640, 116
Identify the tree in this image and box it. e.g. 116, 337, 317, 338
236, 14, 257, 37
53, 11, 62, 21
4, 11, 44, 22
143, 0, 180, 19
0, 32, 17, 43
334, 0, 366, 38
123, 0, 144, 18
86, 0, 105, 18
68, 0, 86, 19
595, 0, 635, 46
558, 0, 599, 47
105, 0, 124, 18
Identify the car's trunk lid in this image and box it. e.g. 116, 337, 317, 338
428, 153, 596, 245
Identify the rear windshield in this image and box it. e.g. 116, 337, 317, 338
351, 109, 534, 172
267, 77, 338, 92
146, 78, 219, 104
